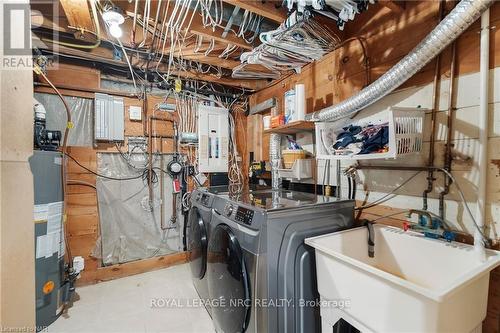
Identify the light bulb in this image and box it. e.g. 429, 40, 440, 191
109, 23, 122, 38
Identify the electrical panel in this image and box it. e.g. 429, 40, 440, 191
198, 104, 228, 173
94, 93, 124, 142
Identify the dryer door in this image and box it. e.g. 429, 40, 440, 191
207, 224, 251, 333
187, 207, 208, 280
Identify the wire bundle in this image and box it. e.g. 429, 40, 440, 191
233, 16, 341, 79
285, 0, 373, 30
227, 100, 247, 189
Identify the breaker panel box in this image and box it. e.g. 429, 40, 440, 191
94, 93, 124, 142
198, 104, 228, 173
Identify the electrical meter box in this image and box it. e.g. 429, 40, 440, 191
198, 104, 228, 173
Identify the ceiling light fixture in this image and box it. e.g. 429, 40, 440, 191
102, 7, 124, 39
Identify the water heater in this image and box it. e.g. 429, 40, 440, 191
198, 104, 228, 173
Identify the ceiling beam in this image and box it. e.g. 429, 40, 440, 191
32, 14, 243, 70
118, 1, 254, 50
59, 0, 95, 40
222, 0, 287, 24
33, 37, 266, 90
189, 24, 252, 50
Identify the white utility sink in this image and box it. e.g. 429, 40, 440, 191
305, 224, 500, 333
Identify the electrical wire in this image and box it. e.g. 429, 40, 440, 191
117, 36, 139, 96
355, 172, 422, 210
367, 210, 411, 224
438, 168, 491, 246
65, 153, 146, 181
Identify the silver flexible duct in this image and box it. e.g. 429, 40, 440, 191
270, 0, 493, 189
305, 0, 493, 122
270, 133, 282, 189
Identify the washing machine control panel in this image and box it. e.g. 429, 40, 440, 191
223, 203, 234, 217
235, 206, 254, 226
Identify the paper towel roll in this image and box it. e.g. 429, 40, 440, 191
284, 89, 296, 123
263, 115, 271, 130
295, 84, 305, 121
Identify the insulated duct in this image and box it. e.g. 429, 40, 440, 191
270, 0, 493, 190
270, 133, 282, 189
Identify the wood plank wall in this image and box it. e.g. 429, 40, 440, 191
35, 64, 187, 285
247, 2, 500, 332
248, 2, 500, 160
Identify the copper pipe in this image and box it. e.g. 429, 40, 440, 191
147, 116, 175, 204
423, 1, 446, 210
131, 0, 139, 46
356, 165, 445, 172
438, 40, 457, 219
36, 69, 74, 268
148, 110, 153, 204
143, 83, 148, 136
159, 140, 166, 230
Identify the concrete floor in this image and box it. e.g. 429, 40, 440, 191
47, 264, 215, 333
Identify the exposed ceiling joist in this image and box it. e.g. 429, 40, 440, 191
32, 14, 243, 70
222, 0, 287, 24
189, 24, 252, 50
119, 1, 254, 50
59, 0, 95, 40
33, 39, 266, 90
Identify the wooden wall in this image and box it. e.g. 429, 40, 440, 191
248, 2, 500, 332
35, 63, 187, 285
248, 2, 500, 161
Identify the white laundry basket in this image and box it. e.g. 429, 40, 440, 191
315, 107, 426, 160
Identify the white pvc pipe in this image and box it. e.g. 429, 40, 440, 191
475, 9, 490, 262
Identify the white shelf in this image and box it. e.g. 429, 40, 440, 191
278, 159, 313, 180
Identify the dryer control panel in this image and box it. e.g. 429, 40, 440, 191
235, 206, 254, 226
194, 191, 212, 208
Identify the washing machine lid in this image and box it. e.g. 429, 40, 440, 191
207, 224, 250, 333
187, 207, 208, 280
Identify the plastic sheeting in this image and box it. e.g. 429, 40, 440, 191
34, 92, 93, 147
100, 79, 167, 96
95, 152, 182, 266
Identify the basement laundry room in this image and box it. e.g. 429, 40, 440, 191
2, 0, 500, 332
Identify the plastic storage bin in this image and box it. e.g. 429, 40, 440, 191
278, 159, 313, 180
315, 107, 425, 160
